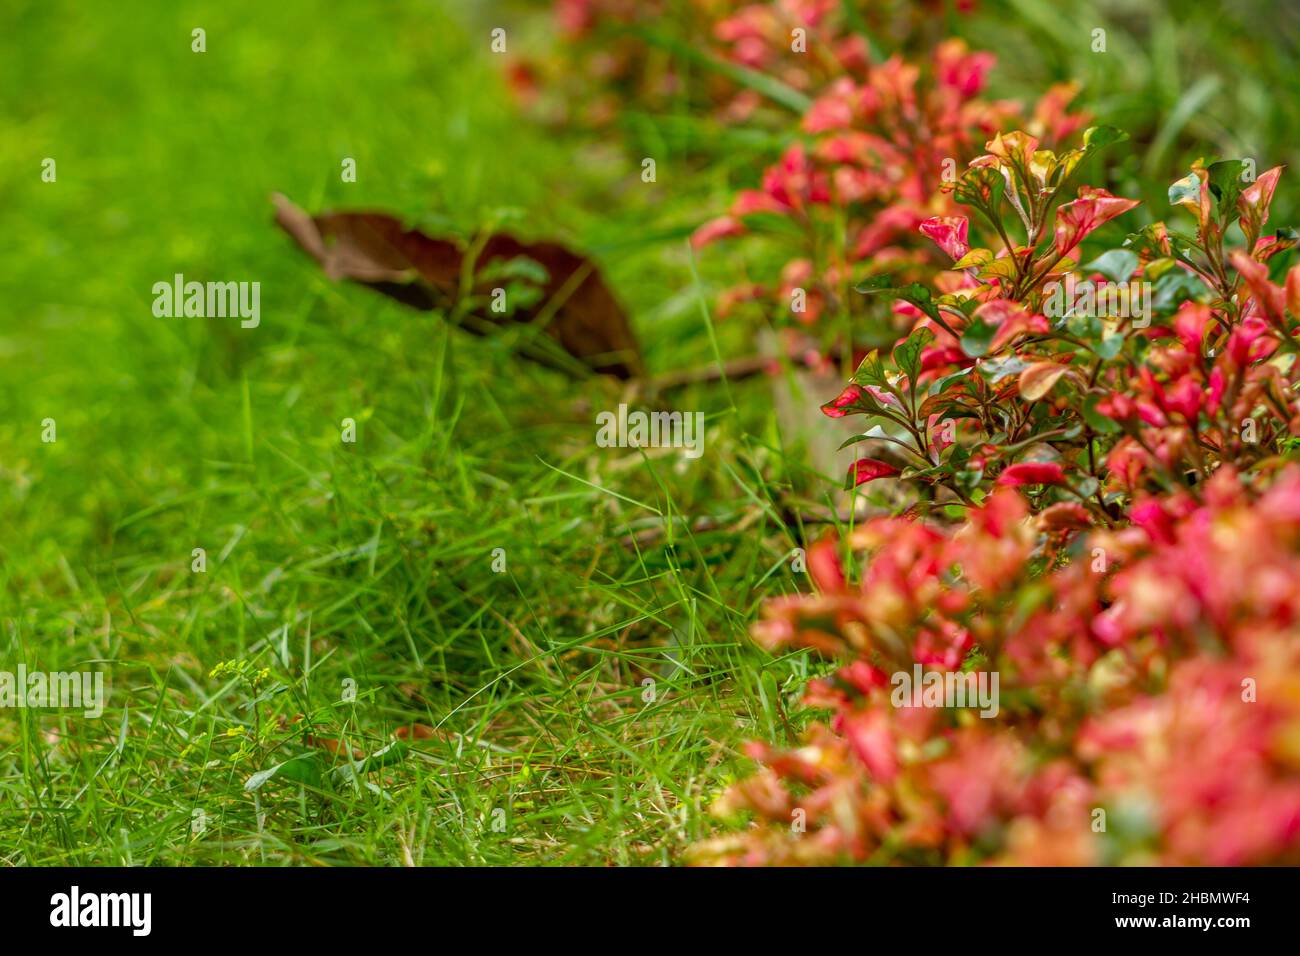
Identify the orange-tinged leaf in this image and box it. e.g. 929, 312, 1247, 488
1018, 361, 1070, 401
393, 723, 447, 742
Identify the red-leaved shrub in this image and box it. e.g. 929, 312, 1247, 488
692, 135, 1300, 865
691, 48, 1087, 349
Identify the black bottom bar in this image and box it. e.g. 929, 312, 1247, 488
0, 866, 1286, 942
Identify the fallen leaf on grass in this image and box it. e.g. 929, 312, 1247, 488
393, 723, 449, 742
273, 194, 642, 379
303, 733, 366, 759
280, 713, 367, 758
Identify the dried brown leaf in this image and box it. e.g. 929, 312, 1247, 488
272, 194, 641, 378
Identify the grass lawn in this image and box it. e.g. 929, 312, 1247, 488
0, 0, 828, 865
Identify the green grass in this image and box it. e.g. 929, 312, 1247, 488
0, 0, 829, 866
1, 0, 1295, 866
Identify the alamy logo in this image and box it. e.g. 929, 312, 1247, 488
0, 666, 104, 718
595, 404, 705, 459
50, 886, 151, 936
890, 664, 999, 718
152, 273, 260, 328
1043, 273, 1150, 328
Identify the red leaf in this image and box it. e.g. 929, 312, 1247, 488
997, 461, 1067, 486
848, 457, 900, 486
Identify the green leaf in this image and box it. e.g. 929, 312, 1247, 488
977, 355, 1031, 382
960, 319, 997, 358
1082, 126, 1128, 152
1074, 475, 1101, 499
1095, 333, 1125, 361
978, 256, 1021, 282
856, 276, 936, 318
1083, 249, 1138, 284
892, 327, 935, 384
938, 294, 982, 319
953, 166, 1005, 212
837, 424, 893, 450
1057, 127, 1131, 181
952, 248, 994, 270
929, 366, 975, 394
1152, 269, 1210, 314
1207, 160, 1248, 224
1168, 172, 1201, 208
856, 276, 959, 337
244, 764, 282, 792
1066, 312, 1103, 341
1143, 257, 1179, 281
277, 754, 324, 788
244, 754, 323, 792
850, 349, 887, 387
